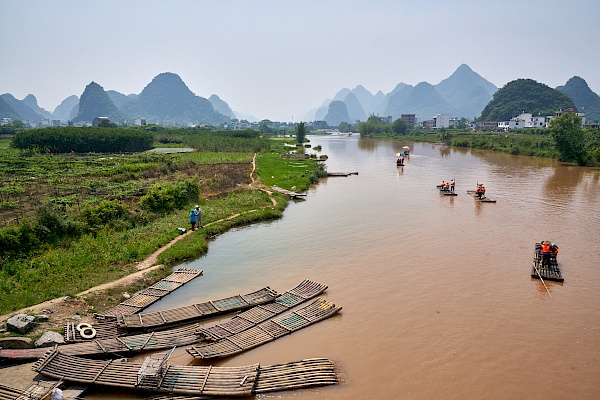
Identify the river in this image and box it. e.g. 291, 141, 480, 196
50, 136, 600, 398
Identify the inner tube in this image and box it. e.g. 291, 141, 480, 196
76, 323, 92, 331
79, 327, 97, 339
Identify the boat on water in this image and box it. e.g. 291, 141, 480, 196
531, 242, 563, 282
437, 180, 456, 196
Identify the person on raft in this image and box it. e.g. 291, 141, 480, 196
540, 241, 552, 266
475, 184, 486, 199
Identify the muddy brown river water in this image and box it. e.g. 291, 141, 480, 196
7, 136, 600, 399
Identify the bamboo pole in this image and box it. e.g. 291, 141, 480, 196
532, 260, 552, 298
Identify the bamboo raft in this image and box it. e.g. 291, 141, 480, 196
195, 280, 329, 342
531, 243, 564, 282
1, 323, 204, 363
437, 185, 457, 196
65, 285, 279, 341
327, 172, 358, 176
0, 380, 60, 400
95, 268, 203, 320
187, 298, 342, 359
32, 350, 339, 397
466, 190, 496, 202
271, 186, 307, 199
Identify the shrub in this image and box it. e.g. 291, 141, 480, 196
81, 200, 130, 229
139, 179, 199, 213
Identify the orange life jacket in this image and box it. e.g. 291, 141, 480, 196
541, 243, 551, 253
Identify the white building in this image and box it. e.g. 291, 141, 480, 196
498, 112, 546, 131
499, 108, 586, 131
433, 114, 450, 129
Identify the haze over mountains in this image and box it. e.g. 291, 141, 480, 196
313, 64, 500, 125
1, 64, 599, 126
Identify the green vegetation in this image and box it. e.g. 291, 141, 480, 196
397, 126, 600, 165
295, 121, 307, 144
255, 138, 327, 190
479, 79, 575, 121
11, 127, 154, 153
449, 130, 557, 157
358, 114, 408, 137
0, 130, 325, 315
549, 113, 587, 165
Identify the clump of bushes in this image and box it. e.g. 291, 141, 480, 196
139, 179, 199, 213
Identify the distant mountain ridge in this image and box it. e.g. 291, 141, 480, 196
2, 66, 599, 125
1, 73, 235, 126
310, 64, 499, 123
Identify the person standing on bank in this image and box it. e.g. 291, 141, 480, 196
194, 205, 202, 228
189, 208, 197, 231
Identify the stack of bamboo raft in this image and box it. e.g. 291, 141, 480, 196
0, 280, 330, 362
2, 278, 343, 397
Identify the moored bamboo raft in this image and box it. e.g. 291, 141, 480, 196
118, 285, 278, 332
1, 382, 52, 400
0, 380, 61, 400
327, 172, 358, 176
95, 268, 203, 320
271, 186, 307, 199
187, 298, 342, 359
1, 323, 203, 362
0, 383, 23, 400
32, 350, 339, 396
145, 358, 339, 399
196, 279, 328, 342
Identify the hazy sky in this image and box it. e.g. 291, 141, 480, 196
1, 0, 599, 121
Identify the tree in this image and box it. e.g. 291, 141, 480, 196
439, 127, 453, 144
295, 121, 306, 144
549, 113, 586, 165
258, 120, 272, 134
392, 118, 409, 135
338, 121, 352, 133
